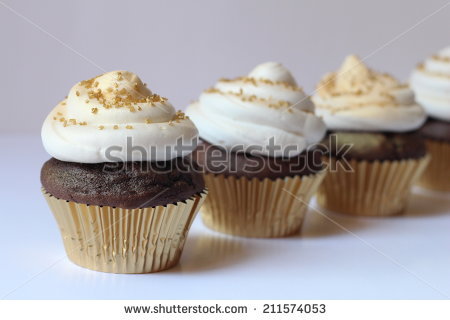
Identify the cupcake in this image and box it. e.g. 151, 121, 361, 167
411, 47, 450, 192
41, 71, 206, 273
313, 55, 429, 216
186, 62, 327, 238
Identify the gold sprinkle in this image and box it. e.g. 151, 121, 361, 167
145, 118, 152, 124
53, 117, 57, 120
59, 74, 168, 112
125, 125, 133, 129
69, 119, 77, 125
98, 125, 104, 130
61, 101, 66, 106
80, 78, 96, 89
57, 112, 63, 116
91, 107, 98, 114
219, 76, 301, 91
172, 110, 189, 122
113, 125, 119, 130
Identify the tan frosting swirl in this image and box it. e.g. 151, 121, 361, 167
313, 55, 425, 132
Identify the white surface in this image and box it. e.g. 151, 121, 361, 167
0, 135, 449, 300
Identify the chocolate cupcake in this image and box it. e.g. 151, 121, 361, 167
312, 56, 429, 216
41, 71, 206, 273
411, 47, 450, 191
186, 62, 327, 237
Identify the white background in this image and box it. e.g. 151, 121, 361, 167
1, 0, 449, 134
1, 136, 449, 300
0, 0, 450, 300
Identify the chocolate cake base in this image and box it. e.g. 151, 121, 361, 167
189, 139, 324, 180
321, 131, 427, 161
418, 117, 450, 143
41, 157, 205, 209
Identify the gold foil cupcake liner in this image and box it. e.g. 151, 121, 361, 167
201, 170, 327, 238
42, 189, 207, 274
417, 139, 450, 192
316, 156, 430, 216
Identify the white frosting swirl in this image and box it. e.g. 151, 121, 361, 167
313, 55, 426, 132
410, 46, 450, 121
186, 62, 326, 157
42, 71, 198, 163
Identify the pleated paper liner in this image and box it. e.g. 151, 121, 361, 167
201, 170, 327, 238
316, 155, 430, 216
417, 139, 450, 192
42, 189, 207, 274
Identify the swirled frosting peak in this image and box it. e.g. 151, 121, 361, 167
186, 62, 326, 157
313, 55, 426, 132
410, 46, 450, 121
42, 71, 199, 163
248, 62, 298, 86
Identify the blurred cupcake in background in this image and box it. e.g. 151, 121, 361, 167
187, 62, 327, 238
313, 55, 429, 216
411, 47, 450, 192
41, 71, 206, 273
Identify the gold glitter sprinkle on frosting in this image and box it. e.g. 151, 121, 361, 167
218, 76, 302, 92
431, 54, 450, 63
198, 63, 313, 112
204, 87, 293, 109
313, 55, 408, 111
71, 71, 169, 112
415, 53, 450, 79
316, 55, 403, 99
311, 55, 421, 113
50, 71, 192, 131
43, 70, 200, 163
